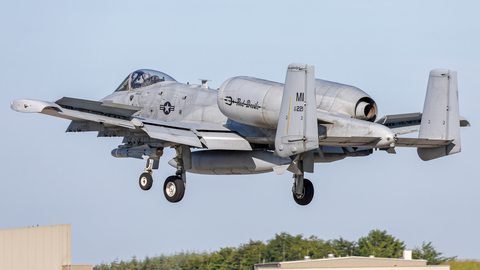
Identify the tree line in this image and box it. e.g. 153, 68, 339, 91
94, 229, 456, 270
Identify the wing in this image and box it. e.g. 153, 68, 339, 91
11, 98, 252, 151
11, 97, 138, 129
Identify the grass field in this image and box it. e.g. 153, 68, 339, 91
445, 261, 480, 270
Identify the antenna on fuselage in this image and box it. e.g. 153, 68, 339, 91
199, 79, 210, 88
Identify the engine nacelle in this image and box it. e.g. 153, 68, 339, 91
218, 77, 284, 129
218, 77, 378, 129
315, 79, 378, 122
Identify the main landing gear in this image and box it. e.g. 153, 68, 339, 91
163, 175, 185, 203
291, 152, 315, 206
293, 178, 314, 206
138, 145, 190, 203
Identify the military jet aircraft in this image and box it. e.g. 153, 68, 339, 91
11, 64, 470, 205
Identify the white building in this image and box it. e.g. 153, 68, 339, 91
0, 224, 92, 270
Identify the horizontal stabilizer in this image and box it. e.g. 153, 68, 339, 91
376, 112, 470, 135
395, 137, 453, 148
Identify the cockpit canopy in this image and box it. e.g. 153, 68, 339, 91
115, 69, 176, 92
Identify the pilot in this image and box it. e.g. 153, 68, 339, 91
142, 72, 151, 87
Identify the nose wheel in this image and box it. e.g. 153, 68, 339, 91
139, 172, 153, 190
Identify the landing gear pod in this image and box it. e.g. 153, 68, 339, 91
168, 150, 292, 175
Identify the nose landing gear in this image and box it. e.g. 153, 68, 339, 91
138, 158, 158, 190
139, 172, 153, 190
137, 145, 190, 203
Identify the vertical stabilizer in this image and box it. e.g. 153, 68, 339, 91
275, 64, 318, 157
417, 69, 461, 161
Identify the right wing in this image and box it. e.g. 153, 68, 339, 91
11, 98, 252, 151
11, 98, 138, 129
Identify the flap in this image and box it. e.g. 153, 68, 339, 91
134, 117, 231, 132
134, 117, 253, 150
142, 124, 203, 148
198, 132, 252, 150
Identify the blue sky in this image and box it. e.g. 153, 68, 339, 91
1, 0, 478, 265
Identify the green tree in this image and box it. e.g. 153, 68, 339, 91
264, 232, 309, 262
94, 230, 457, 269
331, 237, 358, 257
234, 240, 267, 270
305, 236, 330, 259
412, 242, 456, 265
357, 229, 405, 258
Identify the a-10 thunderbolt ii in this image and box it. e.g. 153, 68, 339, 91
11, 64, 470, 205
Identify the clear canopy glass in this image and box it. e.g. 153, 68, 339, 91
114, 69, 176, 92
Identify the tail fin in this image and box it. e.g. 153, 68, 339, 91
275, 63, 318, 157
417, 69, 461, 161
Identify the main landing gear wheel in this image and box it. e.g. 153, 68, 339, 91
293, 179, 314, 206
139, 172, 153, 190
163, 176, 185, 203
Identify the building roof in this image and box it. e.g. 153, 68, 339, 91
255, 256, 429, 269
